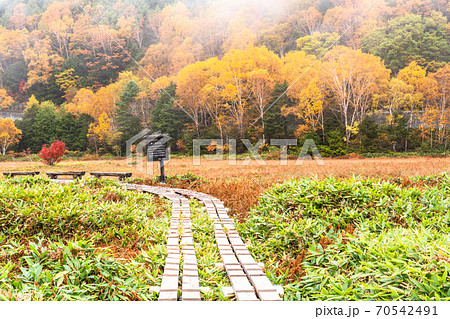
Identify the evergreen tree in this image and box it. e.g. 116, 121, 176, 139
362, 14, 450, 74
57, 112, 93, 152
263, 82, 291, 140
359, 116, 380, 153
114, 80, 143, 150
28, 75, 65, 106
151, 83, 191, 151
384, 113, 410, 152
15, 105, 40, 152
31, 104, 59, 151
3, 61, 27, 95
15, 104, 59, 153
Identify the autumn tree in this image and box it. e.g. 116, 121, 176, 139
9, 3, 27, 30
430, 64, 450, 145
55, 68, 79, 95
88, 112, 112, 155
281, 51, 324, 138
38, 140, 66, 165
40, 1, 74, 58
258, 23, 296, 57
322, 5, 358, 46
26, 95, 40, 109
176, 60, 208, 135
396, 61, 435, 131
394, 0, 447, 18
0, 118, 22, 155
116, 3, 144, 49
192, 15, 225, 58
65, 88, 95, 116
223, 16, 257, 52
70, 8, 132, 85
220, 49, 252, 138
0, 27, 27, 88
177, 46, 283, 140
140, 2, 201, 76
374, 78, 416, 124
0, 89, 14, 108
247, 46, 283, 139
288, 7, 323, 37
92, 84, 121, 119
177, 58, 227, 139
24, 31, 64, 88
321, 46, 390, 145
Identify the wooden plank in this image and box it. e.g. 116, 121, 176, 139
3, 171, 40, 177
122, 183, 285, 302
180, 199, 201, 302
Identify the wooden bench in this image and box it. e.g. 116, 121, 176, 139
46, 171, 86, 180
3, 172, 40, 177
90, 172, 132, 181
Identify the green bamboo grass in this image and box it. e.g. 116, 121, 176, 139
0, 176, 170, 301
240, 174, 450, 301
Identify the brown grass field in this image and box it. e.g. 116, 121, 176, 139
1, 156, 449, 220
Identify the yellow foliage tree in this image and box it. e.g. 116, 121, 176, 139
397, 61, 439, 128
9, 3, 27, 30
374, 78, 416, 124
321, 46, 390, 144
176, 60, 209, 135
282, 51, 324, 137
0, 89, 14, 109
430, 64, 450, 145
92, 85, 120, 119
26, 95, 40, 109
40, 0, 74, 58
140, 2, 201, 77
65, 88, 95, 116
24, 31, 63, 87
55, 68, 79, 94
88, 112, 112, 155
223, 16, 257, 52
0, 118, 21, 155
246, 46, 283, 138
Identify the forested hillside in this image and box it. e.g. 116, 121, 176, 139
0, 0, 449, 156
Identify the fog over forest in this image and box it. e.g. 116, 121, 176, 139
0, 0, 448, 157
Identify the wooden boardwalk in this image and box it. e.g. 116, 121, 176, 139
124, 184, 283, 302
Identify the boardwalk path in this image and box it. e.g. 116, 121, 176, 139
124, 183, 282, 301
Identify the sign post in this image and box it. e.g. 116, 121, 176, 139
145, 133, 170, 183
159, 159, 165, 183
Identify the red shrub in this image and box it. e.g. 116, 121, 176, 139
38, 140, 66, 165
